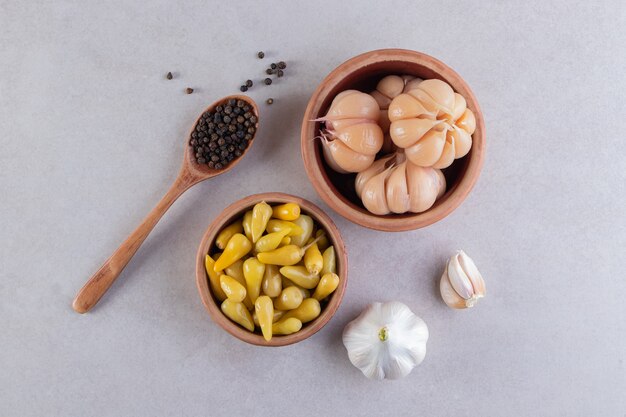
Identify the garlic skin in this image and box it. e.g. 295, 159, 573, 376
343, 301, 429, 380
440, 250, 486, 309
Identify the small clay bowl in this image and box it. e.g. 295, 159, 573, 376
195, 192, 348, 346
301, 49, 485, 232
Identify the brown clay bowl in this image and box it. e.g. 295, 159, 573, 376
195, 192, 348, 346
301, 49, 485, 232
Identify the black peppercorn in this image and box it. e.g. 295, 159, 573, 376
186, 88, 194, 94
266, 68, 275, 75
270, 63, 277, 70
265, 98, 273, 105
264, 78, 272, 85
166, 72, 173, 80
240, 85, 248, 92
257, 51, 265, 59
277, 69, 284, 78
245, 80, 253, 87
277, 61, 286, 69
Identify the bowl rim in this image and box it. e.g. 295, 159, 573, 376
300, 48, 485, 232
195, 192, 348, 347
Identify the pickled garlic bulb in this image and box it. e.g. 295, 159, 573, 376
355, 152, 446, 215
370, 75, 423, 154
388, 79, 476, 169
318, 90, 383, 173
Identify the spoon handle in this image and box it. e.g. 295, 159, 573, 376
72, 171, 197, 313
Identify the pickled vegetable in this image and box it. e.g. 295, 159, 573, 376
272, 203, 301, 221
221, 299, 254, 331
214, 233, 252, 272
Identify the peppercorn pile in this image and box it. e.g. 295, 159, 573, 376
189, 98, 257, 169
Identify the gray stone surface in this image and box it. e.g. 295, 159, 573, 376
1, 1, 625, 416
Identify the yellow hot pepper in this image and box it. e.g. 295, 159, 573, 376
262, 264, 282, 297
282, 298, 321, 323
312, 273, 340, 301
205, 254, 227, 301
272, 317, 302, 335
321, 246, 336, 275
278, 236, 291, 247
254, 230, 289, 253
272, 203, 301, 221
253, 309, 285, 326
215, 221, 243, 250
243, 257, 265, 303
257, 245, 304, 266
242, 210, 253, 241
224, 259, 252, 309
279, 266, 320, 289
266, 219, 303, 236
274, 286, 303, 310
220, 274, 247, 303
214, 233, 251, 272
221, 299, 254, 331
304, 241, 323, 275
290, 215, 314, 246
315, 229, 330, 251
251, 201, 273, 243
254, 295, 274, 341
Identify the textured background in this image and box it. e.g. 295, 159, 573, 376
1, 1, 625, 416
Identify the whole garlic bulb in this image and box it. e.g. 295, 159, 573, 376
355, 152, 446, 215
369, 75, 423, 154
388, 79, 476, 169
343, 301, 429, 380
318, 90, 383, 173
440, 250, 486, 309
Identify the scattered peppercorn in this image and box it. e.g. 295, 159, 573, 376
189, 99, 256, 170
270, 63, 277, 70
186, 88, 194, 94
266, 98, 274, 105
245, 79, 253, 87
264, 78, 272, 85
277, 61, 286, 69
266, 68, 275, 75
240, 85, 248, 92
166, 72, 173, 80
277, 69, 284, 78
257, 51, 265, 59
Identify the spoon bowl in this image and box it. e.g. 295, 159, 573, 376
72, 95, 259, 314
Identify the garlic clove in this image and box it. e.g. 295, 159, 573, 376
440, 251, 485, 309
322, 137, 375, 173
321, 137, 349, 174
449, 127, 472, 159
439, 266, 469, 309
386, 161, 411, 213
376, 75, 405, 100
434, 169, 446, 199
456, 108, 476, 135
355, 154, 394, 198
388, 93, 434, 122
431, 133, 456, 169
333, 123, 383, 156
326, 90, 380, 121
415, 79, 456, 116
327, 117, 373, 130
406, 163, 443, 213
404, 126, 447, 167
361, 166, 393, 215
403, 77, 423, 93
452, 93, 467, 121
370, 90, 391, 109
389, 118, 443, 148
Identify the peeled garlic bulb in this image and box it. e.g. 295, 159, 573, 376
317, 90, 382, 173
440, 250, 485, 309
356, 152, 446, 215
388, 79, 476, 169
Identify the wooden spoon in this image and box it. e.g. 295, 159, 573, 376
72, 95, 259, 314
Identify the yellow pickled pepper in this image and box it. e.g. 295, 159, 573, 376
282, 298, 321, 323
215, 221, 243, 250
266, 219, 303, 236
272, 317, 302, 335
304, 241, 323, 275
254, 295, 274, 341
214, 233, 251, 272
243, 257, 265, 303
254, 230, 289, 253
224, 259, 253, 309
274, 286, 303, 310
205, 254, 227, 301
278, 236, 291, 247
312, 273, 340, 301
221, 299, 255, 331
262, 264, 282, 297
253, 309, 284, 326
290, 215, 314, 246
219, 275, 247, 302
280, 265, 320, 289
257, 245, 304, 266
321, 246, 336, 275
272, 203, 301, 221
251, 201, 273, 243
242, 210, 253, 241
